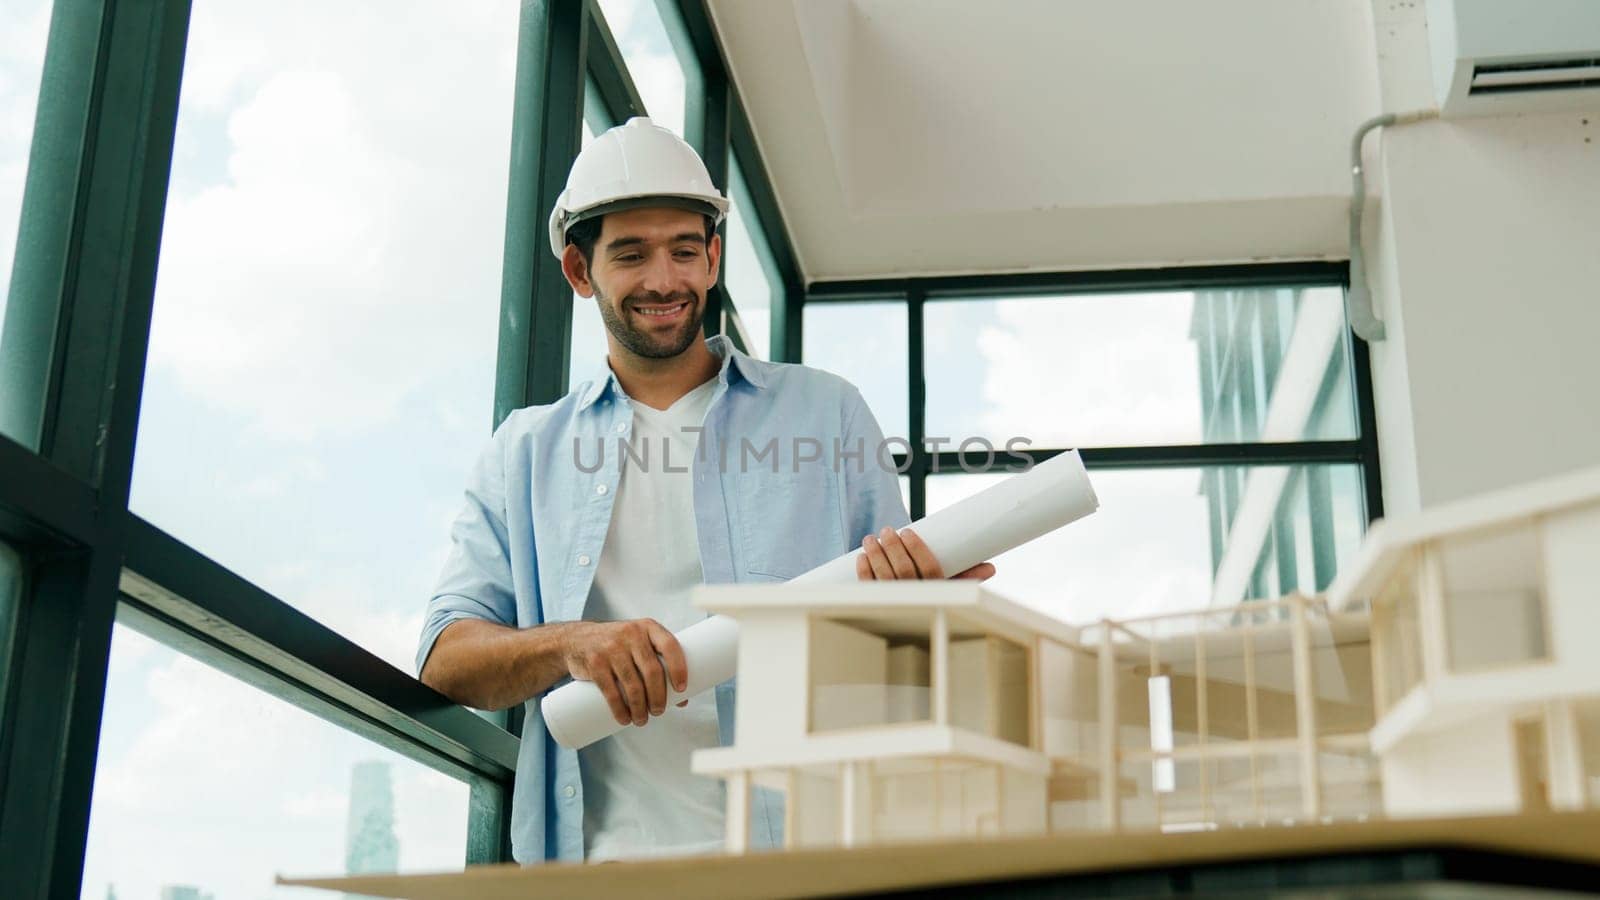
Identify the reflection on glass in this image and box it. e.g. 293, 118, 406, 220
925, 287, 1355, 449
0, 0, 53, 446
595, 0, 687, 137
803, 302, 909, 443
81, 624, 470, 900
0, 541, 20, 742
723, 156, 774, 359
129, 0, 520, 670
0, 0, 50, 325
925, 464, 1365, 624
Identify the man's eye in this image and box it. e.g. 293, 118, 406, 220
616, 254, 642, 263
674, 249, 701, 259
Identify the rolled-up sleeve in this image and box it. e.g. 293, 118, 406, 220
840, 385, 911, 545
416, 420, 518, 676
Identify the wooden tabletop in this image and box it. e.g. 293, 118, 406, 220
279, 810, 1600, 899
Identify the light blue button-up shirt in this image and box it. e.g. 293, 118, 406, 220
416, 335, 909, 863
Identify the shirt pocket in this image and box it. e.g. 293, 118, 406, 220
735, 469, 845, 580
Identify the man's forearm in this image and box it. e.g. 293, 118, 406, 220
419, 619, 573, 711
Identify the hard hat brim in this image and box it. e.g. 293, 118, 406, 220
565, 195, 723, 234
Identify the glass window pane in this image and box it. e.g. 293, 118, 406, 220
129, 0, 520, 669
0, 0, 49, 329
570, 117, 609, 391
803, 302, 908, 443
925, 287, 1356, 450
724, 156, 774, 359
81, 624, 470, 899
0, 541, 21, 740
595, 0, 686, 137
925, 464, 1365, 624
569, 281, 609, 391
0, 0, 52, 447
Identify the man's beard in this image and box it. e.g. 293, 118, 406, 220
596, 287, 705, 360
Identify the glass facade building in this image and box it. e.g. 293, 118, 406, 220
1190, 287, 1368, 605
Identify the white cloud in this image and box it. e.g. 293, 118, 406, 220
281, 788, 346, 821
105, 622, 160, 677
968, 293, 1203, 448
927, 467, 1213, 625
392, 765, 473, 875
802, 302, 909, 441
594, 0, 686, 135
626, 51, 687, 137
922, 293, 1217, 623
595, 0, 641, 41
144, 1, 517, 443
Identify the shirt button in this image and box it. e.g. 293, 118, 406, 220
615, 422, 627, 434
577, 554, 591, 566
563, 784, 576, 799
595, 484, 608, 495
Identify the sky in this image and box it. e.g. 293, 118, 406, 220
0, 2, 1363, 897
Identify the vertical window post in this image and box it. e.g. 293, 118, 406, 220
0, 1, 192, 897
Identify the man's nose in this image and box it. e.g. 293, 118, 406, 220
639, 249, 680, 296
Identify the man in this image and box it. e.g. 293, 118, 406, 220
416, 117, 993, 863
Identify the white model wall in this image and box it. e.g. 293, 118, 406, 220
1544, 503, 1600, 684
734, 612, 812, 747
1381, 715, 1521, 816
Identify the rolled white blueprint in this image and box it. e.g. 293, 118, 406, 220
542, 613, 740, 749
541, 450, 1099, 748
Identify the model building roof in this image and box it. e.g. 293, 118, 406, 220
1326, 463, 1600, 611
693, 580, 1081, 646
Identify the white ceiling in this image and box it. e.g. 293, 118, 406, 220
707, 0, 1382, 282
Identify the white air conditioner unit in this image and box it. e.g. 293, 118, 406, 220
1428, 0, 1600, 116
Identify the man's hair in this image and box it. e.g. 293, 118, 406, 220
567, 213, 716, 266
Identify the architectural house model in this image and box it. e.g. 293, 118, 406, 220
692, 465, 1600, 853
690, 581, 1072, 851
1326, 465, 1600, 819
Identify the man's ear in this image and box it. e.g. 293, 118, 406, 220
705, 232, 722, 290
562, 244, 595, 298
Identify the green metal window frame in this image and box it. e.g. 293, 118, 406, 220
804, 262, 1385, 527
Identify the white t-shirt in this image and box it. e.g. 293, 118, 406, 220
579, 375, 725, 861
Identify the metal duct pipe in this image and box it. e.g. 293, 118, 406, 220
1347, 109, 1439, 342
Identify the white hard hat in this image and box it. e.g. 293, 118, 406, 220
548, 116, 730, 258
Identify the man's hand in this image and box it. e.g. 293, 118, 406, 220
856, 526, 997, 582
559, 619, 689, 728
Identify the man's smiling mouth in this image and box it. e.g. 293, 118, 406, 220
634, 300, 689, 318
